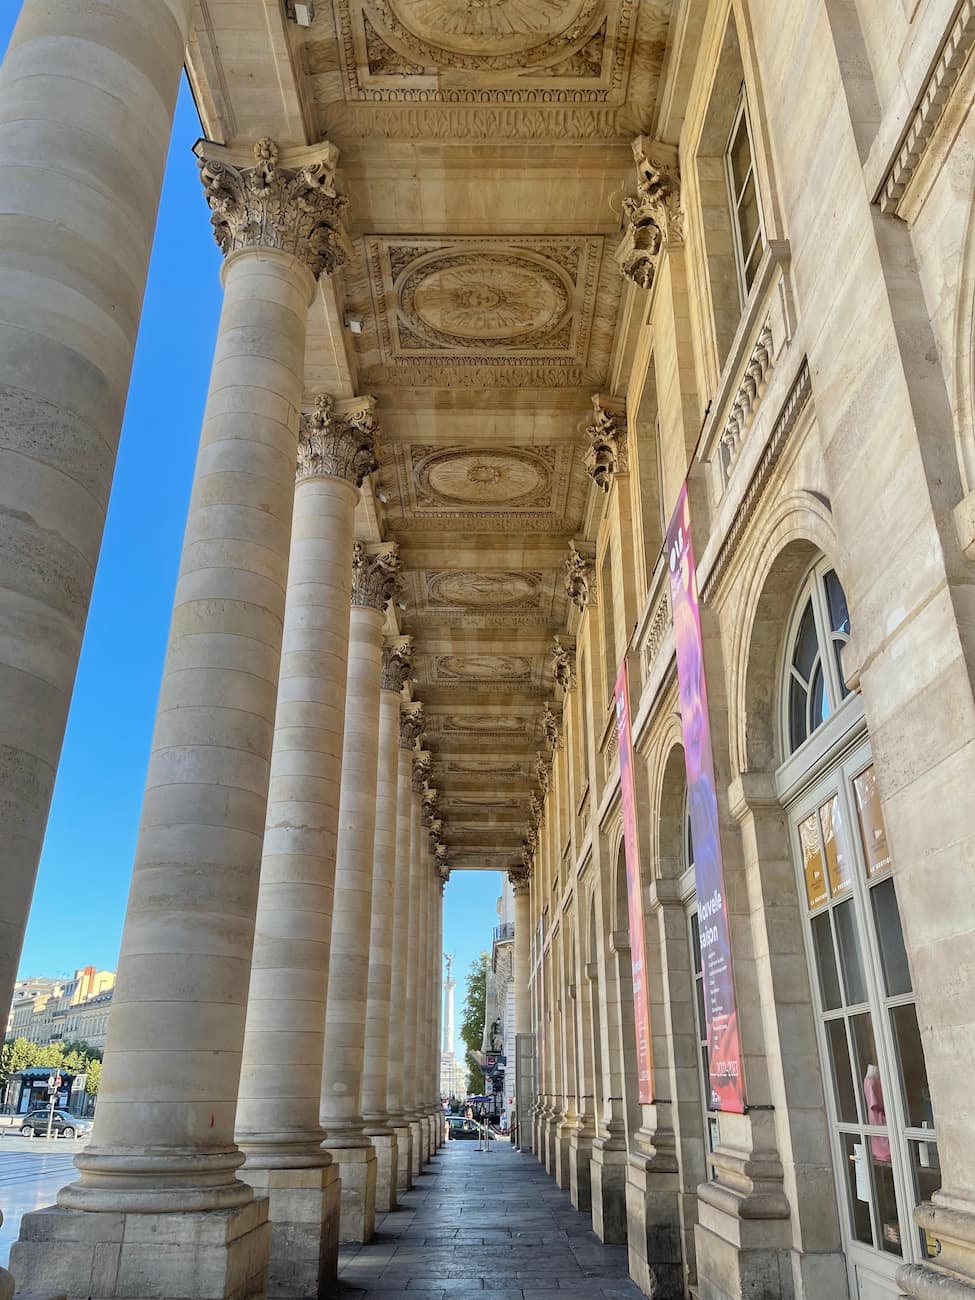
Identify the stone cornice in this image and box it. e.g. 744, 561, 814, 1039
399, 701, 425, 750
195, 137, 350, 279
351, 541, 401, 611
297, 394, 380, 486
584, 393, 628, 491
381, 636, 414, 692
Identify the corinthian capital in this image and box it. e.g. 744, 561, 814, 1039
617, 138, 682, 292
421, 787, 439, 828
381, 636, 414, 693
412, 750, 432, 793
542, 703, 561, 750
564, 540, 597, 613
551, 636, 576, 692
508, 866, 531, 895
297, 394, 380, 486
584, 394, 628, 492
399, 702, 425, 750
195, 136, 350, 279
351, 541, 401, 611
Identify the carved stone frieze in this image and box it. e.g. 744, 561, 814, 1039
616, 137, 682, 291
351, 541, 401, 611
195, 137, 349, 279
584, 393, 627, 491
381, 636, 414, 692
564, 540, 597, 612
297, 394, 380, 485
412, 750, 432, 792
399, 701, 425, 750
719, 319, 774, 485
551, 636, 577, 692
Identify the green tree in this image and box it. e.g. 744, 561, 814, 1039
84, 1059, 101, 1098
459, 952, 489, 1095
0, 1037, 38, 1085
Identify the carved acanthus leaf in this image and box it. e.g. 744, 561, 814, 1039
508, 865, 531, 894
297, 394, 380, 485
351, 541, 401, 611
412, 751, 432, 792
584, 393, 628, 491
196, 137, 349, 279
534, 753, 551, 797
617, 137, 682, 292
528, 792, 542, 827
382, 636, 415, 693
400, 702, 425, 750
564, 540, 597, 612
542, 703, 561, 750
421, 787, 439, 827
551, 636, 577, 692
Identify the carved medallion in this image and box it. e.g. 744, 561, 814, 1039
427, 571, 541, 609
443, 714, 528, 733
436, 654, 532, 682
415, 447, 553, 509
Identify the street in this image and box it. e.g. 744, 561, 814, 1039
0, 1138, 82, 1268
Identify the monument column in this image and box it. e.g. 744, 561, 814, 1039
12, 137, 349, 1300
233, 396, 379, 1298
0, 0, 193, 1046
361, 638, 415, 1211
320, 542, 400, 1243
387, 704, 424, 1189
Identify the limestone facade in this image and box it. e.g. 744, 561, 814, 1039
2, 1, 975, 1299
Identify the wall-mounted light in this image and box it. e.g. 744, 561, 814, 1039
285, 1, 315, 25
344, 314, 364, 334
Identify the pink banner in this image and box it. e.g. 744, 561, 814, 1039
667, 484, 746, 1114
615, 659, 654, 1105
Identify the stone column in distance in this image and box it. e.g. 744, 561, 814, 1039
361, 637, 415, 1211
320, 542, 401, 1243
12, 137, 349, 1300
405, 751, 431, 1174
511, 869, 532, 1141
234, 396, 379, 1298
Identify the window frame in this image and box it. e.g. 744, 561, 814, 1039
724, 85, 766, 305
780, 559, 853, 762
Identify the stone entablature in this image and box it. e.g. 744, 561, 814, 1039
195, 137, 349, 279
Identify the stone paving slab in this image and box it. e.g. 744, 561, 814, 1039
337, 1142, 643, 1299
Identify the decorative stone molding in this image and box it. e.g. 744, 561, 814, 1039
564, 540, 597, 612
584, 393, 628, 491
534, 753, 552, 797
381, 636, 414, 692
427, 817, 443, 844
508, 867, 531, 895
645, 586, 671, 674
351, 541, 401, 611
434, 843, 450, 877
297, 394, 380, 486
412, 750, 432, 792
616, 138, 682, 291
718, 319, 774, 484
421, 787, 439, 827
542, 703, 562, 750
878, 0, 975, 213
399, 701, 425, 749
195, 137, 349, 279
551, 636, 577, 692
528, 792, 542, 827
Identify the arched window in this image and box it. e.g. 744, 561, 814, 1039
785, 561, 851, 753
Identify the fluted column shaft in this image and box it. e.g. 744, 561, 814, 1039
0, 0, 193, 1034
62, 245, 314, 1214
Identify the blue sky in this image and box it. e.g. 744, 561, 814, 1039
4, 5, 499, 1065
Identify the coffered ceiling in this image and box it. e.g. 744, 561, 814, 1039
186, 0, 679, 874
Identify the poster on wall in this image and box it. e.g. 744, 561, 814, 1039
614, 659, 654, 1105
666, 483, 746, 1114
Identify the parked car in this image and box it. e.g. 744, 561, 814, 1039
19, 1110, 92, 1139
445, 1115, 482, 1141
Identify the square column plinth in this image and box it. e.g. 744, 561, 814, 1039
409, 1120, 423, 1176
329, 1147, 377, 1244
10, 1200, 270, 1300
368, 1134, 398, 1213
393, 1124, 413, 1191
239, 1164, 340, 1300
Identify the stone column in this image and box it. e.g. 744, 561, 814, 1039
415, 831, 433, 1164
511, 871, 532, 1151
387, 704, 424, 1189
405, 753, 431, 1174
320, 542, 400, 1244
432, 874, 446, 1147
0, 0, 193, 1059
424, 848, 444, 1151
12, 137, 348, 1300
360, 638, 414, 1211
233, 396, 378, 1299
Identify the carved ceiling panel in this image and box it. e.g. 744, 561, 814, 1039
402, 566, 567, 627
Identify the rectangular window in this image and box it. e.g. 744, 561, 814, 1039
725, 89, 764, 300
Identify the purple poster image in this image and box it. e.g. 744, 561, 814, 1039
666, 484, 746, 1114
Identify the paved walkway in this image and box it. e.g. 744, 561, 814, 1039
338, 1139, 643, 1299
0, 1140, 79, 1267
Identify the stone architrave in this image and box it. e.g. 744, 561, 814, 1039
361, 637, 415, 1211
320, 542, 401, 1244
0, 0, 194, 1110
12, 136, 348, 1300
387, 703, 424, 1189
233, 395, 378, 1298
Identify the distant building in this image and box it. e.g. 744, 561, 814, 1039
482, 880, 515, 1126
5, 967, 115, 1050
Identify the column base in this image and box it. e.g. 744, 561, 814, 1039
322, 1146, 377, 1245
408, 1119, 423, 1176
590, 1140, 628, 1244
365, 1132, 398, 1214
9, 1199, 269, 1300
898, 1199, 975, 1298
543, 1113, 558, 1177
625, 1154, 684, 1300
392, 1124, 413, 1192
425, 1110, 440, 1156
238, 1162, 340, 1300
568, 1129, 593, 1212
553, 1119, 573, 1190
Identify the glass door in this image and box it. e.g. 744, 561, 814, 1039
790, 741, 940, 1299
